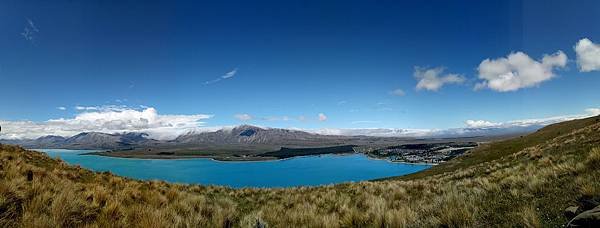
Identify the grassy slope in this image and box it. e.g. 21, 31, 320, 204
1, 116, 599, 227
399, 116, 600, 180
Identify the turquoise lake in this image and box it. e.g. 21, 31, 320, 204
37, 149, 431, 188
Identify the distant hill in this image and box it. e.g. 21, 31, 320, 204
174, 125, 353, 145
0, 132, 158, 149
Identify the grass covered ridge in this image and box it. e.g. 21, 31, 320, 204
1, 116, 600, 227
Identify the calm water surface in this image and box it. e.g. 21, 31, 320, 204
37, 149, 430, 188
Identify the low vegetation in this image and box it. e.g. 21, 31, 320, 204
258, 145, 356, 159
1, 116, 600, 227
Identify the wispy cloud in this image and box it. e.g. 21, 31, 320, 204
351, 120, 381, 124
318, 113, 328, 121
234, 113, 253, 121
75, 106, 98, 111
389, 89, 405, 96
374, 101, 393, 112
261, 116, 291, 121
57, 107, 66, 111
235, 113, 324, 122
205, 68, 238, 85
221, 68, 237, 79
21, 18, 39, 43
74, 105, 133, 112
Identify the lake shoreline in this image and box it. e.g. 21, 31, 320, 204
80, 151, 361, 162
84, 150, 441, 165
81, 151, 279, 161
81, 145, 360, 161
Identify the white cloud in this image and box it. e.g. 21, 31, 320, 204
575, 38, 600, 72
351, 120, 381, 124
21, 18, 39, 42
414, 67, 465, 91
0, 106, 211, 140
75, 106, 99, 111
586, 108, 600, 116
318, 113, 328, 121
390, 88, 406, 96
57, 107, 66, 111
222, 68, 237, 79
205, 68, 238, 84
234, 113, 253, 121
476, 51, 567, 92
74, 105, 131, 112
464, 120, 500, 128
235, 114, 302, 122
260, 116, 291, 121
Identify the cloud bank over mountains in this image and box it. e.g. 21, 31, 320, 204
313, 108, 599, 138
2, 106, 598, 140
464, 109, 600, 130
0, 106, 211, 140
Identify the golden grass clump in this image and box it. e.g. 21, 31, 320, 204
586, 147, 600, 170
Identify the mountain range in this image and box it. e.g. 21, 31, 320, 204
0, 124, 530, 151
0, 132, 160, 149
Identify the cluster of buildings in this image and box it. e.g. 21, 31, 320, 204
366, 142, 478, 164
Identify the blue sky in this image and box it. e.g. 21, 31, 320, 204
1, 0, 600, 138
